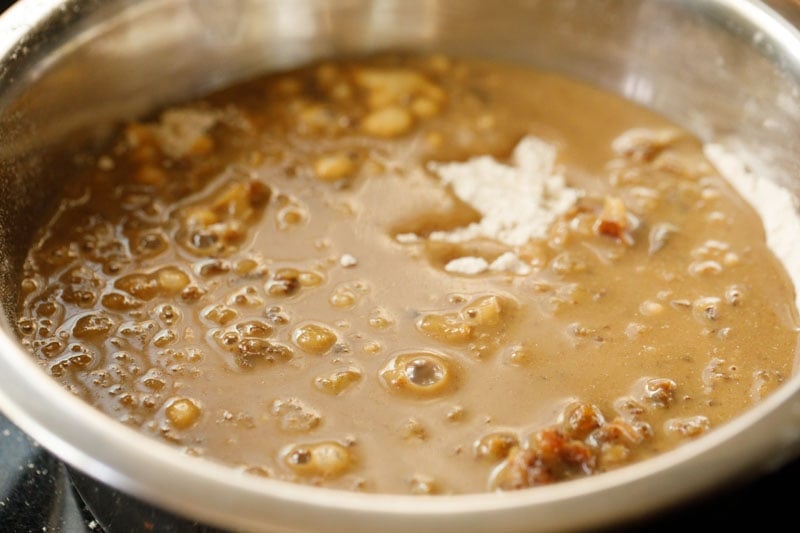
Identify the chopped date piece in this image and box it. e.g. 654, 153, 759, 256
589, 418, 651, 447
235, 339, 293, 369
490, 401, 658, 490
641, 377, 678, 408
492, 428, 596, 490
562, 401, 605, 439
665, 415, 711, 438
594, 196, 633, 243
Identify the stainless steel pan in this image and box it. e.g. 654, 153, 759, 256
2, 1, 800, 531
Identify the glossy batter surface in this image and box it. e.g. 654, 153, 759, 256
16, 55, 800, 494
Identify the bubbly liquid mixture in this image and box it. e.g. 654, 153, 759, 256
16, 55, 800, 494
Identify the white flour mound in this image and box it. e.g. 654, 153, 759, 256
705, 143, 800, 311
427, 136, 580, 247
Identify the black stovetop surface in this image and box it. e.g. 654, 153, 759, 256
0, 414, 93, 533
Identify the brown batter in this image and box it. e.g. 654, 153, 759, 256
15, 54, 799, 494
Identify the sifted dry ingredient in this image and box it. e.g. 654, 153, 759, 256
15, 54, 800, 494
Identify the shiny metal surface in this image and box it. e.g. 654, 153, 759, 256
2, 1, 800, 531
